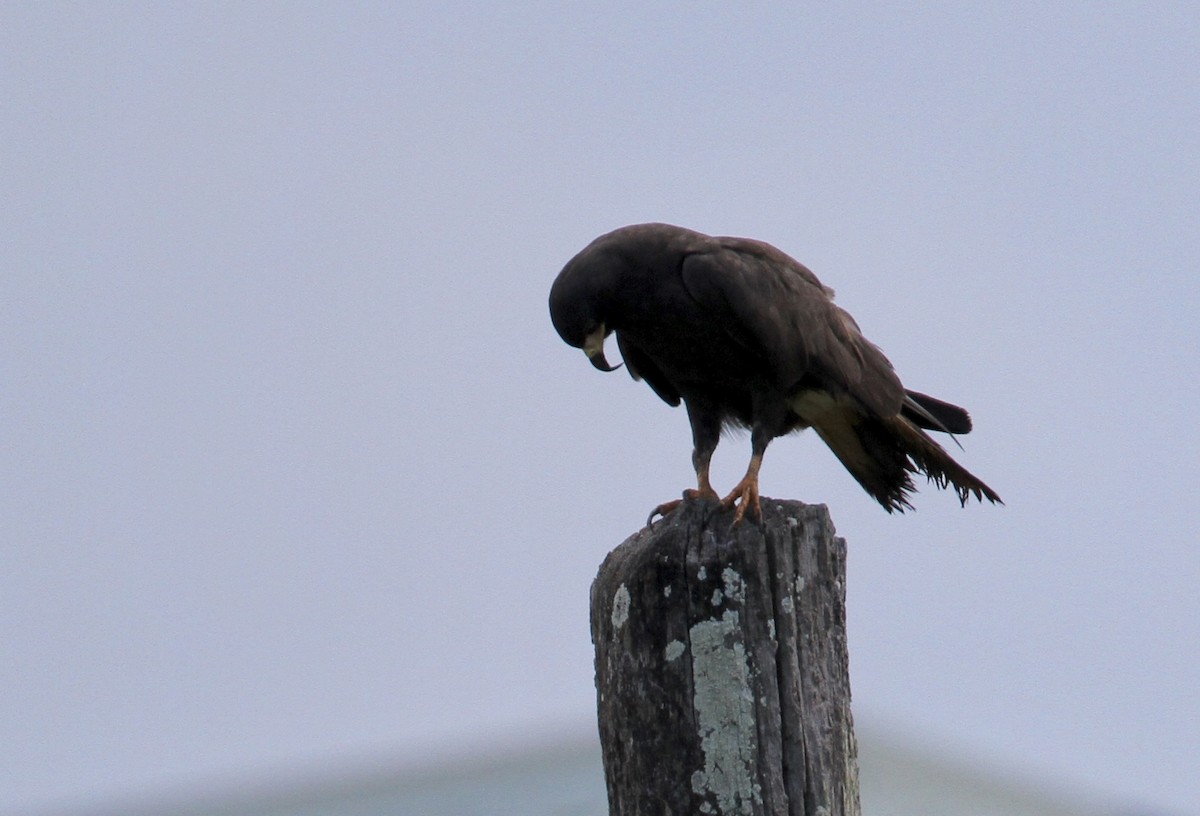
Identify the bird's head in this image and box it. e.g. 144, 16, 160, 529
548, 241, 623, 372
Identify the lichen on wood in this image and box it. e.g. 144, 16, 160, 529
590, 498, 860, 816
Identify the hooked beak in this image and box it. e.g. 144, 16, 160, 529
583, 324, 622, 372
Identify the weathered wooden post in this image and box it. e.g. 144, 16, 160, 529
591, 498, 860, 816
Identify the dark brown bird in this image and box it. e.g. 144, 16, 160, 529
549, 223, 1001, 522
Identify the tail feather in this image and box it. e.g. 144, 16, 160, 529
903, 390, 973, 435
890, 418, 1002, 507
813, 413, 1002, 512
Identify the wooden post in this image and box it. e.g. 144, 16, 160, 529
591, 498, 860, 816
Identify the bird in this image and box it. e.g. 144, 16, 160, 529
548, 223, 1001, 523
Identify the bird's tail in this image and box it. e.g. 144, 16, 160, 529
812, 414, 1002, 513
902, 389, 973, 434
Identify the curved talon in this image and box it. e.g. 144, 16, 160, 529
646, 487, 720, 526
720, 476, 762, 524
646, 499, 681, 526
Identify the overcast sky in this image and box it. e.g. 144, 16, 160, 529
3, 3, 1198, 815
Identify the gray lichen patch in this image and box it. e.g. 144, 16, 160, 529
611, 584, 631, 630
710, 567, 744, 608
665, 639, 686, 661
721, 567, 745, 604
689, 609, 761, 814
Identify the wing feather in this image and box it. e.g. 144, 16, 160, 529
680, 238, 903, 418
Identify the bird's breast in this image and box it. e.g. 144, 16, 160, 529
620, 325, 760, 386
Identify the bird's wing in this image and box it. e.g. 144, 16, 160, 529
680, 238, 904, 418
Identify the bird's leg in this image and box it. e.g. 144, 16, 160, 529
721, 425, 772, 524
686, 440, 721, 502
647, 405, 721, 525
720, 452, 763, 524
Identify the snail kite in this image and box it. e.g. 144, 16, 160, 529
549, 223, 1001, 522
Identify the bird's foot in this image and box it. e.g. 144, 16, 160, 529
720, 475, 761, 524
646, 487, 720, 526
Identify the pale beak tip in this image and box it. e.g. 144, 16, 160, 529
583, 324, 621, 372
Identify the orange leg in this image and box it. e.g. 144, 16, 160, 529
720, 452, 763, 524
646, 457, 720, 525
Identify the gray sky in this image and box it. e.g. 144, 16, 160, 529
3, 3, 1197, 814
